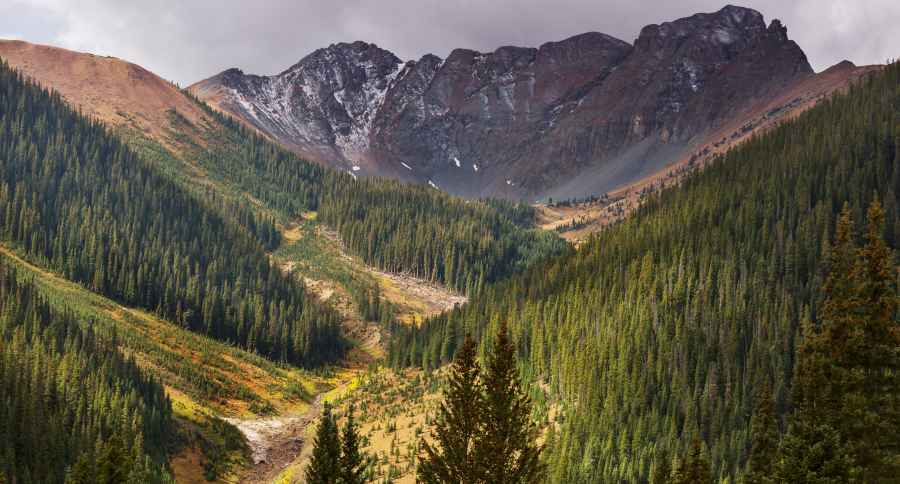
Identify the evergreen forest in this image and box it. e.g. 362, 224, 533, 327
0, 255, 177, 484
1, 47, 899, 483
386, 62, 900, 483
0, 60, 346, 366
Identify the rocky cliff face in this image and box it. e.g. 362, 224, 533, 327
190, 41, 407, 167
660, 18, 814, 143
189, 5, 813, 199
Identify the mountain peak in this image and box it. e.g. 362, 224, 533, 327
188, 7, 817, 200
765, 19, 789, 42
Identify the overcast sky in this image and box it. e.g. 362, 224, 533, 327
1, 0, 897, 86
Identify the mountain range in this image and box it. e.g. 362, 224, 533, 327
0, 5, 878, 204
189, 5, 816, 200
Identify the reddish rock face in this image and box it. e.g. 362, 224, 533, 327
189, 5, 813, 200
660, 19, 814, 144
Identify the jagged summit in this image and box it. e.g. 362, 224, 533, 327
188, 5, 814, 200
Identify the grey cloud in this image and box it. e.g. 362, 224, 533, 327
10, 0, 900, 85
0, 1, 64, 46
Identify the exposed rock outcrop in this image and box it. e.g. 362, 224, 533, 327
189, 5, 814, 199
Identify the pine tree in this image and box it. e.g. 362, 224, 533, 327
66, 453, 92, 484
339, 403, 366, 484
816, 205, 860, 379
775, 352, 850, 484
653, 448, 672, 484
418, 332, 483, 484
743, 382, 779, 484
843, 195, 900, 480
475, 324, 545, 484
306, 401, 341, 484
96, 435, 130, 484
675, 434, 712, 484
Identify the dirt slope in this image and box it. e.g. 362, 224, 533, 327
0, 40, 206, 147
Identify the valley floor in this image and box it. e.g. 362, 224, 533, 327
166, 219, 474, 483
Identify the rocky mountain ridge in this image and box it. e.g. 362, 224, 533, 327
189, 5, 814, 200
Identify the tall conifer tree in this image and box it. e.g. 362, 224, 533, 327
475, 324, 545, 484
743, 382, 779, 484
418, 332, 483, 484
844, 195, 900, 479
817, 205, 860, 379
339, 403, 366, 484
306, 402, 341, 484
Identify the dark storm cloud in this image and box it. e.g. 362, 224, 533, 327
6, 0, 900, 85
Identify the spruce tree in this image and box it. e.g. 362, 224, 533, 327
339, 403, 366, 484
775, 352, 850, 484
96, 435, 130, 484
305, 401, 341, 484
66, 454, 92, 484
743, 382, 779, 484
817, 205, 860, 371
418, 332, 483, 484
675, 434, 712, 484
475, 324, 545, 484
845, 195, 900, 480
653, 448, 672, 484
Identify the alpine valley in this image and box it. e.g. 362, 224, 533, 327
0, 3, 898, 484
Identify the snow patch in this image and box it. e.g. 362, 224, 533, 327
428, 180, 438, 189
401, 162, 412, 170
714, 28, 734, 45
673, 59, 701, 93
454, 157, 461, 167
507, 180, 512, 185
223, 53, 408, 167
352, 166, 361, 171
473, 164, 478, 172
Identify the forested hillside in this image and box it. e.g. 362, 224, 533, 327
0, 59, 344, 367
141, 90, 569, 296
0, 255, 176, 484
117, 88, 568, 297
387, 62, 900, 482
318, 181, 567, 295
